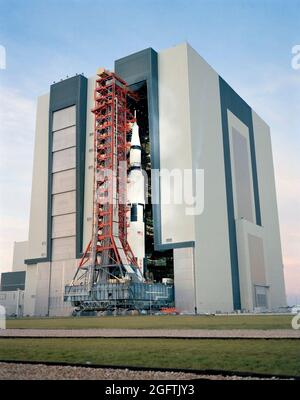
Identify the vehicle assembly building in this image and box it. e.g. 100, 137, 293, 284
1, 43, 286, 316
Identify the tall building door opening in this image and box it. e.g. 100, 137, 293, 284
128, 81, 174, 283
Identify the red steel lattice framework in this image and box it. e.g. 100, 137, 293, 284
74, 69, 141, 287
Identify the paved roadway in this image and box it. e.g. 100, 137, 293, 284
0, 328, 299, 338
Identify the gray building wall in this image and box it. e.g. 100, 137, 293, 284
12, 241, 28, 272
0, 290, 24, 317
1, 271, 26, 291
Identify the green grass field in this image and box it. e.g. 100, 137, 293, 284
0, 338, 299, 376
6, 314, 293, 330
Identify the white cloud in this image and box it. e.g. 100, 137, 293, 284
0, 87, 36, 273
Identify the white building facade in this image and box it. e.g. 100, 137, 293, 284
11, 43, 286, 316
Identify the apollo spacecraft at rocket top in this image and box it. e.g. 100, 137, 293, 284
127, 115, 146, 275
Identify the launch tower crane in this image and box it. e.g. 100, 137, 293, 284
64, 69, 174, 313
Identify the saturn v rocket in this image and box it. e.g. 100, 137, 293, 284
127, 115, 146, 276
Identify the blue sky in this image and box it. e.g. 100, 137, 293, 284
0, 0, 299, 93
0, 0, 299, 304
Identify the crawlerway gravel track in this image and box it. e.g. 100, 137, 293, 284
0, 329, 299, 338
0, 362, 287, 380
